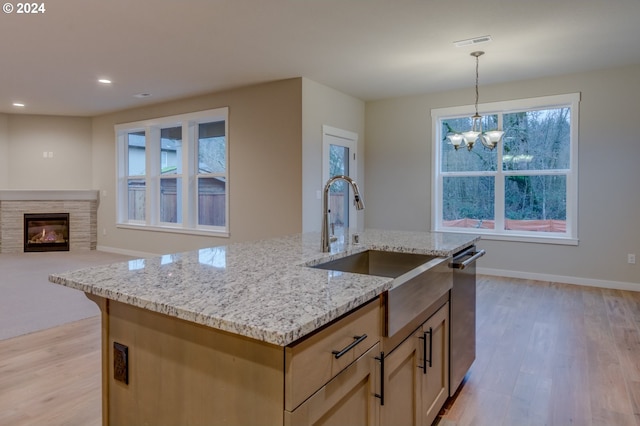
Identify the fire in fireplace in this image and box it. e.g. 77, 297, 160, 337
24, 213, 70, 252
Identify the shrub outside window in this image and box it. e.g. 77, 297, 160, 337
432, 94, 579, 244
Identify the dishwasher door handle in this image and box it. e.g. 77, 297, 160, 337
449, 249, 485, 270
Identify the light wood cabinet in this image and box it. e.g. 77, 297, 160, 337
90, 292, 450, 426
102, 298, 285, 426
421, 302, 449, 426
380, 328, 421, 425
380, 302, 449, 426
284, 343, 381, 426
93, 296, 382, 426
285, 299, 380, 411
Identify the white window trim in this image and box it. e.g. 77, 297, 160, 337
322, 125, 359, 232
115, 107, 229, 237
431, 93, 580, 245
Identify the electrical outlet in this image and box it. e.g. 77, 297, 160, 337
113, 342, 129, 384
628, 254, 636, 264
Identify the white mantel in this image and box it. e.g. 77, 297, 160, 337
0, 190, 98, 201
0, 190, 98, 253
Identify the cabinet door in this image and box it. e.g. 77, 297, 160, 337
285, 343, 380, 426
420, 302, 449, 426
380, 330, 422, 426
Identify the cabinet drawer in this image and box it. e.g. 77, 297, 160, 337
284, 298, 381, 411
285, 343, 381, 426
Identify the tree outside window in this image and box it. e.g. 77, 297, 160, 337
432, 94, 579, 243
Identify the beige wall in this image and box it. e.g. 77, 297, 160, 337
1, 114, 92, 189
92, 78, 303, 255
0, 114, 8, 187
302, 78, 366, 232
0, 78, 358, 256
3, 69, 637, 286
365, 64, 640, 287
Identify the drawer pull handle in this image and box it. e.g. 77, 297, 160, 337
449, 249, 485, 269
426, 327, 433, 368
418, 333, 427, 374
375, 352, 385, 406
332, 334, 367, 359
418, 328, 432, 374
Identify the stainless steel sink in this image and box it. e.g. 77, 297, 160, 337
311, 250, 453, 337
311, 250, 438, 278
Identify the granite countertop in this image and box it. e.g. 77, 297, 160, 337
49, 229, 479, 346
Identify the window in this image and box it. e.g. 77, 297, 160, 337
160, 126, 182, 224
126, 131, 146, 222
116, 108, 229, 236
197, 121, 227, 227
432, 94, 579, 244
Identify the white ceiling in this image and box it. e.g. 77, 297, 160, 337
3, 0, 640, 116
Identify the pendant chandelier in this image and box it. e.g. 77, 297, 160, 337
447, 51, 504, 151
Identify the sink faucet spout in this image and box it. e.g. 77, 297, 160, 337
321, 175, 365, 252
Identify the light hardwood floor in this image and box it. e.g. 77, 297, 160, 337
0, 316, 101, 426
437, 276, 640, 426
1, 276, 639, 425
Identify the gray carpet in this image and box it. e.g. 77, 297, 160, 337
0, 250, 134, 340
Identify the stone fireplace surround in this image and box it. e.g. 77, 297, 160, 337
0, 190, 98, 253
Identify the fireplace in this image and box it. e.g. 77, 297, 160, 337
24, 213, 70, 252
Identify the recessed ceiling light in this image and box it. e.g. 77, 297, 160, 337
12, 102, 25, 107
98, 79, 112, 84
453, 35, 493, 47
134, 93, 152, 98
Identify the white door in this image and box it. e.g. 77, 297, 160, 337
322, 125, 358, 237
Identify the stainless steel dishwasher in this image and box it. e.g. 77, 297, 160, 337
448, 245, 485, 396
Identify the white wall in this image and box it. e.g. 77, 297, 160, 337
365, 64, 640, 288
302, 78, 366, 232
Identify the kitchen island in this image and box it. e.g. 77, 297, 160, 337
50, 229, 479, 425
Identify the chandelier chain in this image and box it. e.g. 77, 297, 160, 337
474, 52, 480, 117
446, 50, 503, 151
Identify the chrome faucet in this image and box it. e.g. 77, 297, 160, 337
321, 175, 365, 252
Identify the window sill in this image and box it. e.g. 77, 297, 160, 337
116, 223, 230, 238
434, 227, 578, 246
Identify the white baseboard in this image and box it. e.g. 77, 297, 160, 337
96, 245, 160, 259
478, 267, 640, 292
